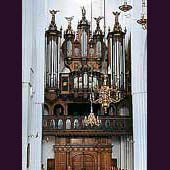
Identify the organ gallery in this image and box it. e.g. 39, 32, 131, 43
43, 6, 133, 170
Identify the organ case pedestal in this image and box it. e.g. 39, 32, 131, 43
54, 138, 112, 170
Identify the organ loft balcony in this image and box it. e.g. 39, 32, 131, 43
42, 101, 133, 137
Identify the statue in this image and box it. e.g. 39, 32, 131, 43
65, 16, 74, 28
112, 11, 120, 24
49, 10, 60, 23
94, 16, 104, 27
81, 6, 86, 18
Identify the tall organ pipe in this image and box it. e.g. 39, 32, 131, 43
45, 35, 47, 87
45, 30, 61, 88
110, 39, 113, 85
123, 36, 126, 90
108, 13, 126, 92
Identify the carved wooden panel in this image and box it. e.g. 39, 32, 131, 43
55, 152, 66, 170
72, 153, 95, 170
54, 137, 112, 170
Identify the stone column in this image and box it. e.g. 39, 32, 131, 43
34, 0, 46, 170
23, 0, 46, 170
22, 82, 29, 170
131, 0, 147, 170
22, 0, 34, 169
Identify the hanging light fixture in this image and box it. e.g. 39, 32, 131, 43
84, 94, 100, 127
119, 0, 132, 12
137, 0, 147, 30
92, 75, 124, 113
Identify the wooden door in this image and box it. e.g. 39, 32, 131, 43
72, 154, 94, 170
47, 159, 55, 170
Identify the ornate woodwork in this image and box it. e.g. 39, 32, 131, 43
53, 138, 112, 170
43, 7, 132, 170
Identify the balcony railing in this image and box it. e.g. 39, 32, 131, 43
43, 115, 132, 135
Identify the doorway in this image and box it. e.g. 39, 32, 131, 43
72, 153, 95, 170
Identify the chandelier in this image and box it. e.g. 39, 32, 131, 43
137, 0, 147, 30
119, 1, 132, 12
91, 75, 124, 113
84, 94, 100, 127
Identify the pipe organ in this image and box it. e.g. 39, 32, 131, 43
44, 9, 129, 99
43, 7, 132, 170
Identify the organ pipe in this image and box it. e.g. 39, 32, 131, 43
45, 10, 62, 88
108, 11, 126, 93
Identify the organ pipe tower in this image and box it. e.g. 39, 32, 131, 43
45, 10, 62, 89
107, 11, 126, 98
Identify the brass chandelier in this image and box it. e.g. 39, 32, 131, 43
84, 94, 100, 127
84, 74, 125, 126
119, 0, 132, 12
91, 75, 124, 113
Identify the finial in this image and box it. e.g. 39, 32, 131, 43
112, 11, 121, 25
81, 6, 86, 17
65, 16, 74, 29
112, 11, 122, 32
48, 10, 60, 30
49, 10, 60, 24
94, 16, 104, 28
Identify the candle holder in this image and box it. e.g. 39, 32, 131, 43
137, 0, 147, 30
84, 94, 100, 127
137, 14, 147, 30
119, 2, 132, 12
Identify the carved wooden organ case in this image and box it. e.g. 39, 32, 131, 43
43, 8, 132, 170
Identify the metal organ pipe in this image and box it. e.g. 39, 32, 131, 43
110, 34, 126, 92
50, 38, 52, 87
54, 38, 57, 87
118, 39, 120, 89
45, 32, 61, 88
45, 11, 61, 89
48, 39, 52, 87
119, 40, 121, 89
117, 39, 119, 88
84, 73, 88, 88
52, 37, 54, 87
57, 38, 60, 88
109, 12, 126, 94
115, 38, 117, 87
110, 39, 113, 86
118, 40, 121, 89
123, 36, 126, 90
120, 39, 123, 88
81, 31, 87, 58
46, 37, 48, 87
45, 35, 47, 87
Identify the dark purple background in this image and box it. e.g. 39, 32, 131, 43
147, 1, 170, 170
0, 0, 169, 170
0, 0, 22, 170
